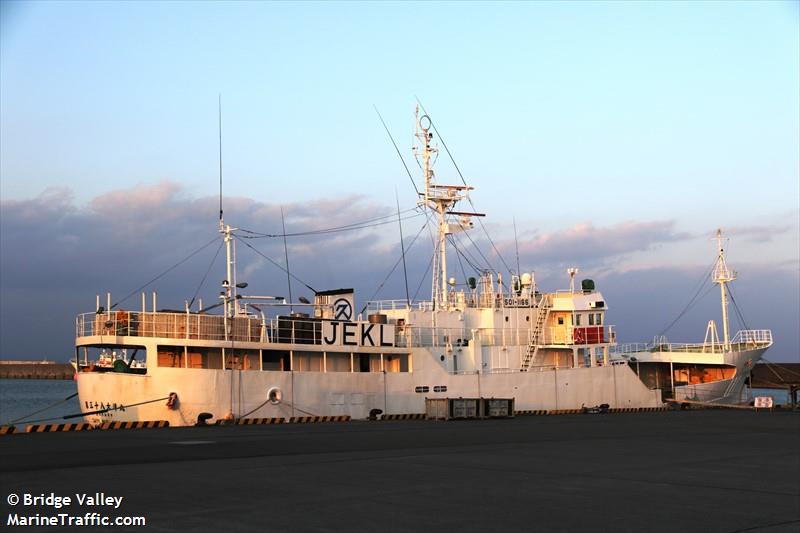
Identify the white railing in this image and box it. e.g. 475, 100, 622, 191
611, 329, 773, 357
731, 329, 773, 346
77, 310, 619, 350
76, 311, 265, 343
611, 343, 651, 355
366, 300, 413, 312
368, 292, 539, 312
612, 341, 720, 355
396, 327, 471, 348
396, 325, 615, 348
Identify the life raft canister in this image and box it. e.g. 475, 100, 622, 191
166, 392, 179, 409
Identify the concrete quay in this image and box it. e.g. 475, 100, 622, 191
0, 362, 73, 380
0, 410, 797, 532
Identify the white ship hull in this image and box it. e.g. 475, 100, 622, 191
76, 356, 663, 427
670, 347, 767, 404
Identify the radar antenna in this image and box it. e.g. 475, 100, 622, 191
412, 106, 482, 310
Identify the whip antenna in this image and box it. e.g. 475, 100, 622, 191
396, 189, 411, 306
281, 207, 294, 312
513, 216, 521, 276
218, 94, 223, 221
374, 105, 420, 196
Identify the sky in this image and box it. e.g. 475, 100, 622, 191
1, 1, 798, 362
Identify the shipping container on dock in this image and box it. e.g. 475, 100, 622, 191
425, 398, 514, 420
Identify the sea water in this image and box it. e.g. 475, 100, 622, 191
747, 387, 791, 404
0, 379, 79, 426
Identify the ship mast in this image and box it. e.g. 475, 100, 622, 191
218, 95, 239, 320
220, 220, 239, 318
712, 229, 736, 350
413, 106, 476, 310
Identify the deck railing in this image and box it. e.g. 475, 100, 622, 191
77, 311, 617, 349
367, 291, 540, 312
731, 330, 772, 346
76, 311, 263, 343
611, 329, 773, 356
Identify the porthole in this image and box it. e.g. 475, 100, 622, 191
526, 316, 530, 322
440, 355, 445, 361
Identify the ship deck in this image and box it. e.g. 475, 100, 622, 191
1, 410, 797, 532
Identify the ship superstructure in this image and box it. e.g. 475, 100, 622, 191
72, 110, 771, 426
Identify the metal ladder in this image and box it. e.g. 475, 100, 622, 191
520, 296, 551, 372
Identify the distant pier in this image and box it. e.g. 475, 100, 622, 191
750, 362, 800, 406
0, 361, 73, 380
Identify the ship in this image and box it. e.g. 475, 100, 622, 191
73, 108, 772, 426
610, 229, 772, 405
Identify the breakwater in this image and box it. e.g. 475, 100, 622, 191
0, 362, 73, 380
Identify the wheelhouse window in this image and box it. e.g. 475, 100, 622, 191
385, 354, 409, 373
225, 349, 259, 370
262, 350, 290, 371
293, 351, 323, 372
187, 348, 222, 369
158, 346, 185, 368
326, 352, 351, 372
356, 353, 382, 372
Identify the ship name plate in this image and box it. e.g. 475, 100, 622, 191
322, 321, 395, 347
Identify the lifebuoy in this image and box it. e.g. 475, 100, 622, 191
166, 392, 179, 409
267, 387, 282, 405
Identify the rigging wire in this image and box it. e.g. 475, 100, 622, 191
448, 235, 474, 285
448, 234, 483, 275
234, 235, 317, 294
452, 231, 489, 273
396, 190, 411, 306
460, 224, 494, 271
727, 285, 750, 332
237, 209, 422, 238
660, 284, 716, 340
374, 105, 420, 196
412, 252, 435, 303
415, 97, 514, 274
188, 240, 224, 310
358, 218, 431, 315
656, 259, 718, 338
110, 237, 220, 310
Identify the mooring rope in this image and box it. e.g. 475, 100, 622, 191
19, 395, 172, 425
4, 392, 79, 426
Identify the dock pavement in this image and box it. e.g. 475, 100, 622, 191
1, 410, 798, 532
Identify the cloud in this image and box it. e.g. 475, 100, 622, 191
490, 220, 692, 268
725, 224, 793, 242
1, 184, 796, 362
